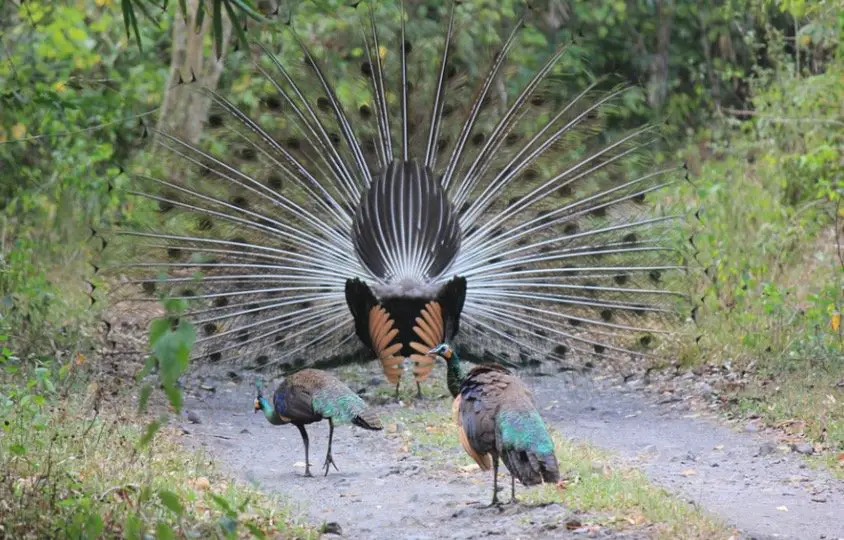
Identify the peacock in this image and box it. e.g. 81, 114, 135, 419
254, 368, 382, 476
115, 1, 690, 398
427, 342, 559, 504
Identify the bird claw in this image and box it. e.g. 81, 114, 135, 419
303, 468, 313, 478
322, 454, 339, 476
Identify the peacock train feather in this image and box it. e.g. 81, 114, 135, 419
110, 0, 692, 396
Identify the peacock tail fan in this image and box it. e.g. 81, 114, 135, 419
104, 0, 695, 380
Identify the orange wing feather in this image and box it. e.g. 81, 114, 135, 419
411, 301, 445, 382
368, 306, 403, 384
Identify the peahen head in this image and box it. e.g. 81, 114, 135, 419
428, 342, 463, 398
427, 342, 454, 361
254, 377, 266, 414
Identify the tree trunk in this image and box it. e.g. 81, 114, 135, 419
647, 0, 674, 109
156, 0, 233, 145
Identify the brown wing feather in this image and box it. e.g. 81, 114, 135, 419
411, 302, 446, 382
368, 306, 403, 384
453, 395, 492, 470
421, 306, 443, 340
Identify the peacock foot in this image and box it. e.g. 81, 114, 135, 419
322, 454, 339, 476
303, 468, 314, 478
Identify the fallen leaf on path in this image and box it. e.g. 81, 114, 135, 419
836, 452, 844, 463
776, 505, 788, 512
680, 468, 697, 477
459, 464, 480, 473
625, 513, 646, 526
713, 444, 724, 451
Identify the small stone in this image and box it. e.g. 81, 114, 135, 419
756, 441, 777, 456
564, 518, 583, 530
745, 422, 759, 433
322, 522, 342, 535
811, 496, 827, 503
200, 384, 216, 392
696, 382, 713, 396
792, 443, 814, 455
240, 428, 250, 434
187, 411, 202, 424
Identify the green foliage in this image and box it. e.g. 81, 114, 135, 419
136, 297, 197, 446
676, 47, 843, 369
0, 341, 316, 538
665, 30, 843, 454
1, 0, 170, 358
121, 0, 267, 53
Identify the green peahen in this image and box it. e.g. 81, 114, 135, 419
428, 342, 559, 504
116, 1, 691, 397
254, 368, 382, 476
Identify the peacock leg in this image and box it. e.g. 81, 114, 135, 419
394, 380, 401, 401
509, 475, 518, 504
322, 418, 339, 476
489, 455, 501, 506
296, 424, 313, 477
416, 381, 424, 400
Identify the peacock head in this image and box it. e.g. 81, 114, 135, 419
427, 342, 453, 361
254, 377, 265, 413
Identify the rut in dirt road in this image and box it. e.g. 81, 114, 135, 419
182, 371, 844, 540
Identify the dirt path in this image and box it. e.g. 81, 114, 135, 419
532, 375, 844, 540
181, 370, 844, 540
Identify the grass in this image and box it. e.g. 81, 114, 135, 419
661, 56, 844, 469
385, 404, 735, 539
0, 362, 318, 539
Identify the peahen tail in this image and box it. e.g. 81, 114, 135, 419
497, 409, 560, 486
110, 1, 691, 380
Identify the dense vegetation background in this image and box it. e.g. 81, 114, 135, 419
1, 0, 841, 537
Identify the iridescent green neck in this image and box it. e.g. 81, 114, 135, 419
258, 396, 286, 425
445, 350, 464, 398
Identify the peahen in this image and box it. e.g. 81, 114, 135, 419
253, 369, 382, 476
427, 342, 559, 504
117, 1, 690, 397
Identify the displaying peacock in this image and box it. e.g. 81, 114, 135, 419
427, 342, 559, 504
254, 368, 382, 476
115, 1, 690, 398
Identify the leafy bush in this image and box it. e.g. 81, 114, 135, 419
0, 335, 315, 539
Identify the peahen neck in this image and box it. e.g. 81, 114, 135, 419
444, 350, 464, 398
257, 396, 287, 425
